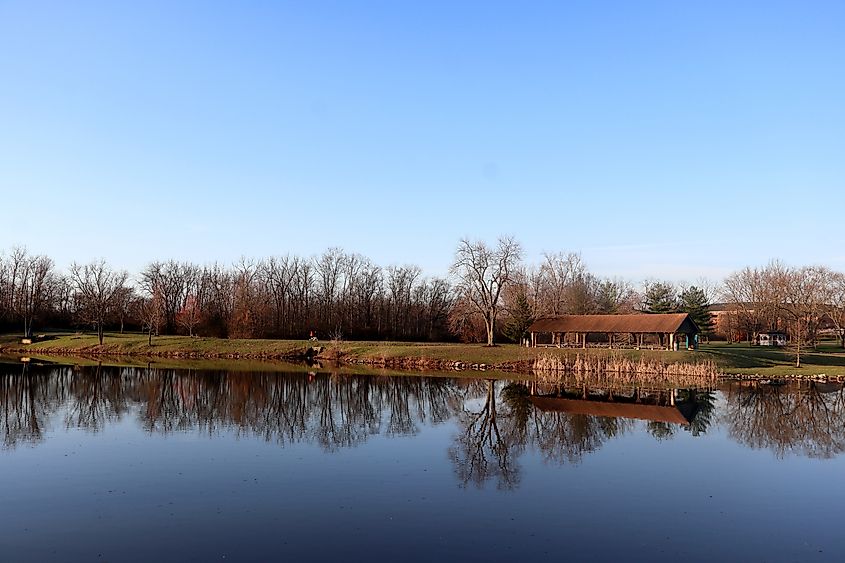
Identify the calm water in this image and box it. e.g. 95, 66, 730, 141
1, 362, 844, 562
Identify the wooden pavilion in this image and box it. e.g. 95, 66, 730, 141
528, 313, 700, 350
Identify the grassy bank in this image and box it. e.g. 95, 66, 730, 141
2, 332, 845, 378
0, 332, 311, 359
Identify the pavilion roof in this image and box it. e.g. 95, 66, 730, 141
528, 313, 699, 334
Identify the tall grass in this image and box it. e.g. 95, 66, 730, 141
533, 352, 720, 386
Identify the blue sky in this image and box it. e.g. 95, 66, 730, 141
1, 0, 843, 283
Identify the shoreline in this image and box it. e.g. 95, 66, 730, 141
3, 336, 845, 382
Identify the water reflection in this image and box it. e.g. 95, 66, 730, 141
721, 380, 845, 459
450, 380, 521, 489
0, 364, 471, 453
2, 364, 845, 486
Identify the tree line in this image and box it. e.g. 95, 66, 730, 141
720, 261, 845, 362
0, 247, 452, 343
1, 242, 844, 348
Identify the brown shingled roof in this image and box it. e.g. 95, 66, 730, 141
529, 396, 695, 425
528, 313, 699, 334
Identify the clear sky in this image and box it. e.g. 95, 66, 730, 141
1, 0, 843, 283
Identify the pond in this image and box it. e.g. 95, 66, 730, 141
1, 362, 844, 562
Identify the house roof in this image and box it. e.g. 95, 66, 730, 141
529, 396, 696, 425
707, 302, 737, 312
528, 313, 699, 334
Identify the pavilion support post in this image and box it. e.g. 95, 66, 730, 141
531, 332, 536, 348
608, 333, 613, 349
582, 333, 587, 350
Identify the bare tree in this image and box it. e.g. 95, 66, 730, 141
824, 271, 845, 348
7, 248, 54, 337
386, 264, 421, 339
536, 252, 591, 315
111, 285, 134, 333
173, 264, 201, 337
315, 247, 344, 331
722, 264, 780, 343
419, 277, 452, 340
69, 260, 129, 345
776, 265, 829, 368
228, 257, 265, 339
450, 236, 522, 346
354, 260, 383, 336
0, 253, 10, 325
139, 261, 192, 334
135, 294, 164, 346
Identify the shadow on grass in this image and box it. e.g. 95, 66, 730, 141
701, 344, 845, 370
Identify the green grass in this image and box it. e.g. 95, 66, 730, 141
1, 331, 311, 357
694, 341, 845, 377
3, 331, 845, 377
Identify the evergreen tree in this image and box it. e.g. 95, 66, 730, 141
503, 291, 534, 343
595, 280, 622, 314
643, 281, 678, 314
678, 285, 714, 334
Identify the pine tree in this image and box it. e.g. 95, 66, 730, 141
503, 291, 534, 344
678, 286, 714, 334
643, 282, 678, 314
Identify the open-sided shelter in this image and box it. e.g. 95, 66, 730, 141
528, 313, 700, 350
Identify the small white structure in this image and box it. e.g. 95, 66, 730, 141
758, 332, 787, 347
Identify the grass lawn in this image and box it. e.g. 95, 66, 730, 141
1, 331, 311, 357
2, 332, 845, 377
695, 341, 845, 377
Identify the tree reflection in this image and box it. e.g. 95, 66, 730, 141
0, 363, 68, 447
66, 363, 129, 431
533, 408, 630, 463
127, 368, 464, 452
449, 380, 521, 490
5, 364, 845, 484
721, 381, 845, 459
683, 389, 716, 437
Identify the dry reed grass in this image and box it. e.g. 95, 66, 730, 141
533, 353, 720, 386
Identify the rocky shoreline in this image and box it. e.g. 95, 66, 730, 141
3, 344, 845, 383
